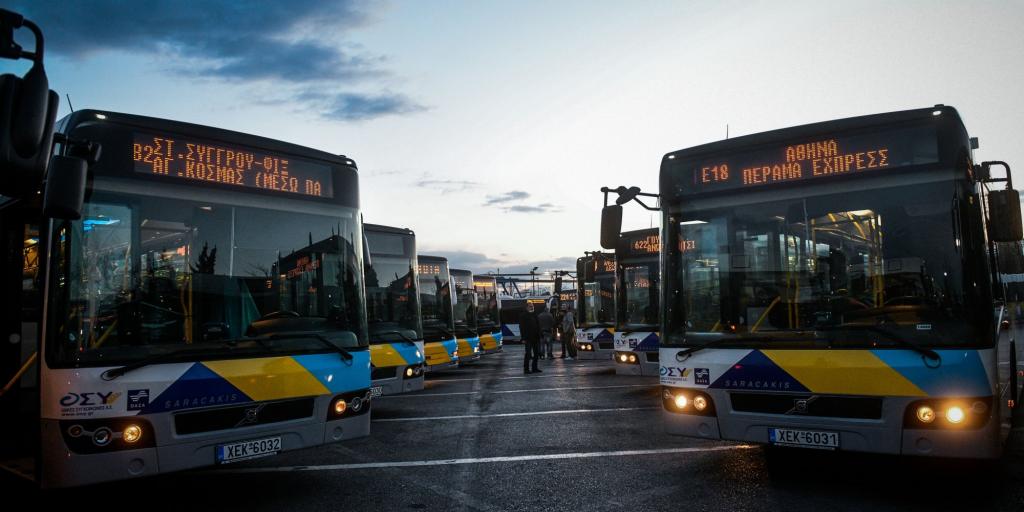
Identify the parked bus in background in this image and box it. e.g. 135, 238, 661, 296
499, 295, 525, 342
556, 288, 578, 345
364, 224, 425, 395
474, 276, 504, 354
576, 252, 616, 360
656, 105, 1024, 457
451, 269, 482, 363
613, 229, 661, 375
418, 255, 460, 371
0, 110, 372, 487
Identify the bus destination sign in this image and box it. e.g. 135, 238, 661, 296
133, 132, 335, 198
681, 124, 938, 194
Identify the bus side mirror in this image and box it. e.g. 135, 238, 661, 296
42, 155, 87, 219
988, 189, 1023, 242
600, 205, 622, 249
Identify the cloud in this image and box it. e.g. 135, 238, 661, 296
413, 178, 480, 194
13, 0, 423, 121
484, 190, 530, 205
504, 203, 562, 214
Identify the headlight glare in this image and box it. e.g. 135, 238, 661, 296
122, 424, 143, 443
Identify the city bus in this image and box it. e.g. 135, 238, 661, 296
451, 269, 482, 363
0, 110, 372, 487
654, 105, 1024, 457
364, 223, 425, 395
498, 295, 525, 342
576, 252, 616, 360
418, 255, 460, 371
613, 229, 661, 375
474, 275, 504, 354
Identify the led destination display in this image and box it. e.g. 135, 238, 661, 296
133, 132, 335, 198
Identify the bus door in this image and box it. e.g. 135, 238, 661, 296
0, 202, 42, 480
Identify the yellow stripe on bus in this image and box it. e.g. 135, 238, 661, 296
204, 357, 329, 401
424, 341, 454, 365
762, 350, 927, 397
479, 333, 499, 351
370, 343, 410, 368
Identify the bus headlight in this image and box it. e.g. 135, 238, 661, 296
663, 386, 715, 416
693, 395, 708, 411
945, 406, 965, 424
333, 398, 348, 415
674, 395, 688, 409
905, 398, 991, 429
122, 424, 143, 444
916, 405, 935, 424
628, 354, 637, 363
405, 367, 414, 378
618, 353, 628, 363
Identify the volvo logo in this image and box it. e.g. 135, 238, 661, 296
786, 396, 818, 415
236, 403, 267, 427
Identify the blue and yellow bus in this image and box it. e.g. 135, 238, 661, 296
451, 269, 482, 363
613, 229, 661, 376
655, 106, 1024, 457
576, 252, 616, 360
474, 276, 504, 354
0, 110, 371, 487
364, 224, 425, 395
418, 255, 460, 372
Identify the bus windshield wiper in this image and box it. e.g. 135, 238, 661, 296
101, 342, 238, 380
262, 333, 354, 362
674, 335, 739, 360
372, 330, 418, 346
817, 324, 941, 365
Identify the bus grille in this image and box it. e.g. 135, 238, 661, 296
729, 393, 883, 420
598, 342, 614, 350
175, 398, 316, 435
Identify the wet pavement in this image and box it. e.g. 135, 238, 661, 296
5, 345, 1024, 511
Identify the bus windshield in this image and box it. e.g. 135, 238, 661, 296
419, 265, 454, 342
475, 280, 500, 334
619, 260, 659, 329
583, 273, 615, 326
452, 277, 478, 337
48, 190, 367, 368
365, 231, 423, 343
665, 179, 990, 348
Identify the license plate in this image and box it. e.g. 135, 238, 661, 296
216, 436, 281, 463
370, 386, 383, 397
768, 428, 839, 450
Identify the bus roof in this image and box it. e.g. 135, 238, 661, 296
364, 223, 415, 237
419, 254, 449, 264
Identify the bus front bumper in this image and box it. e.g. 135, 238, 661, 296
373, 368, 425, 395
613, 351, 659, 376
39, 399, 371, 488
662, 397, 1002, 459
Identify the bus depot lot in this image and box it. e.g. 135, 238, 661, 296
7, 347, 1024, 511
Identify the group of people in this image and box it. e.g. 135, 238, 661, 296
518, 302, 577, 374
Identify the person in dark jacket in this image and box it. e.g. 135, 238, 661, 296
519, 302, 541, 374
537, 303, 554, 359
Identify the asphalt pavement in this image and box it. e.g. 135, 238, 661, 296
5, 345, 1024, 511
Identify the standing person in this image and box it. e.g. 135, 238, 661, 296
538, 303, 554, 359
561, 308, 576, 359
519, 302, 541, 374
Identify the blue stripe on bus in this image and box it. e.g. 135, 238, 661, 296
870, 349, 991, 397
294, 352, 372, 394
142, 363, 251, 414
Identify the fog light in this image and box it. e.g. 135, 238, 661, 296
674, 395, 688, 409
946, 406, 965, 424
122, 424, 143, 443
693, 395, 708, 411
405, 367, 414, 378
628, 354, 637, 363
333, 398, 347, 415
93, 427, 113, 446
916, 405, 935, 423
67, 424, 84, 438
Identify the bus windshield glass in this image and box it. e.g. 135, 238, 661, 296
620, 262, 659, 329
419, 263, 454, 342
365, 231, 423, 343
583, 273, 615, 326
666, 179, 989, 348
452, 273, 478, 337
474, 280, 500, 334
48, 190, 367, 368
